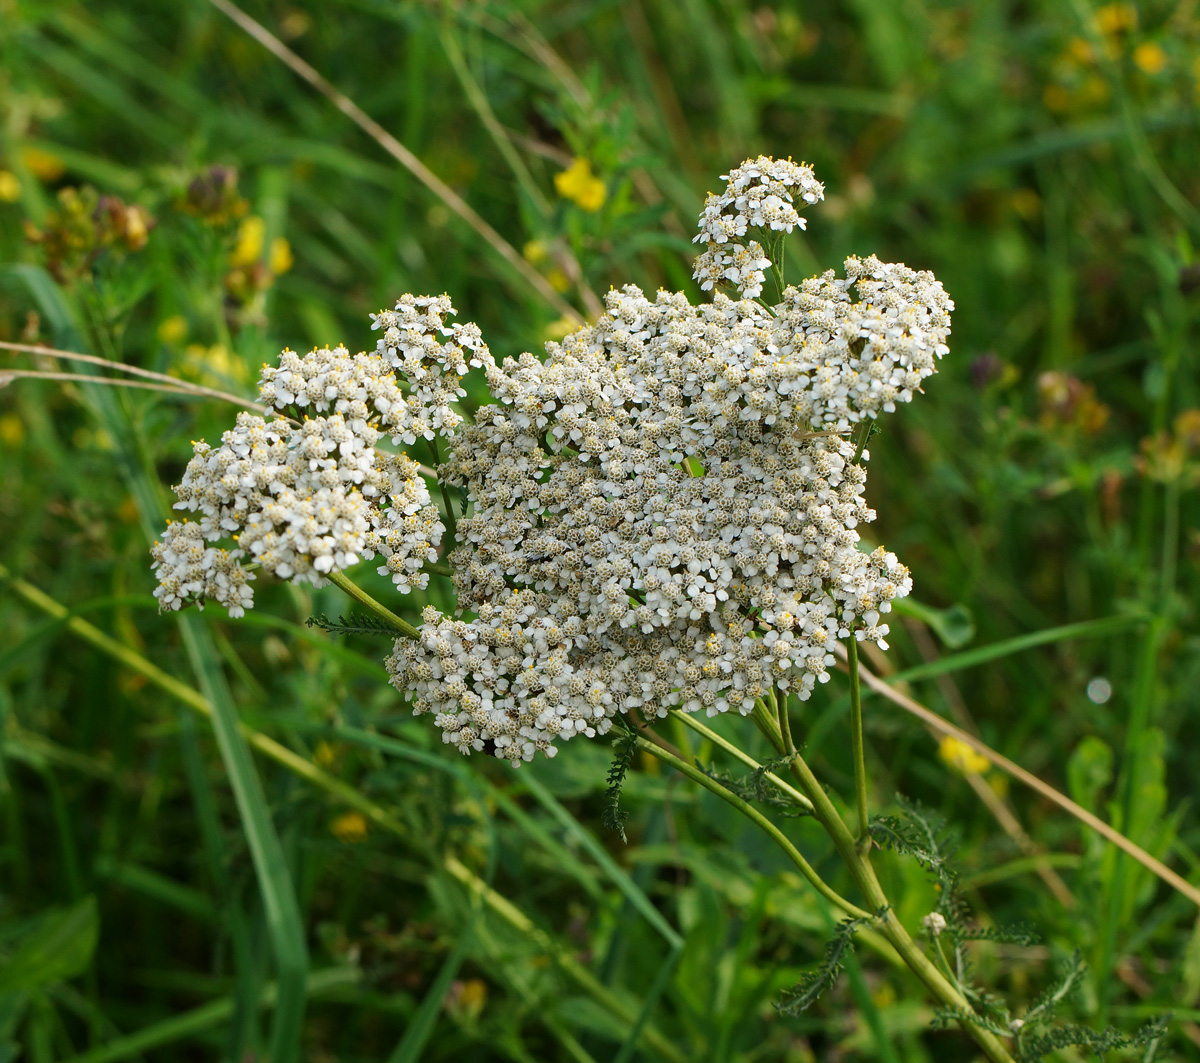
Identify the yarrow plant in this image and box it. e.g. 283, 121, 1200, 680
155, 155, 948, 764
150, 158, 1157, 1062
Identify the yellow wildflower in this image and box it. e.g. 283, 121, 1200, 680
117, 496, 141, 523
330, 811, 368, 842
445, 978, 488, 1021
314, 740, 337, 767
230, 215, 265, 268
20, 146, 65, 181
938, 735, 990, 776
523, 239, 549, 265
542, 315, 578, 342
0, 413, 25, 447
1095, 2, 1137, 35
157, 315, 188, 345
554, 157, 607, 212
547, 267, 571, 292
269, 236, 293, 274
0, 170, 19, 203
1132, 42, 1167, 75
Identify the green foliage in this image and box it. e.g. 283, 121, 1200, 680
776, 911, 881, 1015
0, 895, 98, 993
601, 725, 638, 843
934, 950, 1169, 1062
0, 0, 1197, 1057
699, 754, 812, 817
306, 611, 406, 638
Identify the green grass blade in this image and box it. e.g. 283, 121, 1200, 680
56, 967, 359, 1063
385, 925, 473, 1063
9, 261, 313, 1063
178, 613, 311, 1063
519, 771, 683, 949
888, 614, 1147, 684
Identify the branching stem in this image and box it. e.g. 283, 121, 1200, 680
325, 570, 420, 640
633, 735, 868, 921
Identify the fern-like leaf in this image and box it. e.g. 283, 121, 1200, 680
951, 922, 1040, 947
1015, 1017, 1169, 1061
776, 912, 879, 1015
306, 612, 403, 637
602, 727, 638, 843
930, 1004, 1014, 1038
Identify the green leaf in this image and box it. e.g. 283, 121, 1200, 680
0, 896, 98, 993
1067, 736, 1113, 813
893, 598, 976, 649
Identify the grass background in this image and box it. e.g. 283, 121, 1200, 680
0, 0, 1198, 1059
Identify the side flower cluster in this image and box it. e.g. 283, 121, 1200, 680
152, 294, 495, 613
693, 156, 824, 299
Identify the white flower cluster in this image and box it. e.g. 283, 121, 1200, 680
152, 295, 495, 612
693, 156, 824, 298
155, 156, 952, 769
151, 520, 255, 617
369, 294, 493, 441
385, 160, 952, 765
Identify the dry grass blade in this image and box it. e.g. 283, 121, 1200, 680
837, 642, 1200, 909
1, 368, 226, 398
1, 340, 268, 410
1, 340, 442, 477
206, 0, 585, 325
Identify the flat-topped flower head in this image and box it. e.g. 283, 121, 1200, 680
154, 156, 951, 767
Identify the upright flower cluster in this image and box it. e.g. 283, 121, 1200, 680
693, 156, 824, 299
155, 156, 952, 768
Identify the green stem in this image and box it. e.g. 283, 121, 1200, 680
634, 736, 869, 921
427, 434, 458, 547
846, 637, 870, 849
669, 710, 812, 812
325, 569, 420, 639
781, 746, 1016, 1063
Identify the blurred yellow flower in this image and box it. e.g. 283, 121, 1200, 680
172, 343, 249, 387
938, 735, 990, 776
1043, 84, 1072, 112
1065, 36, 1094, 65
444, 978, 488, 1021
547, 267, 571, 293
0, 170, 20, 203
117, 495, 141, 523
269, 236, 293, 274
157, 315, 188, 344
314, 740, 337, 767
1132, 42, 1167, 75
330, 811, 368, 842
230, 215, 265, 267
523, 239, 549, 265
554, 157, 607, 212
542, 315, 578, 342
0, 413, 25, 447
1095, 2, 1137, 35
20, 146, 65, 181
